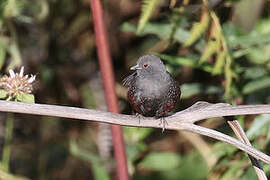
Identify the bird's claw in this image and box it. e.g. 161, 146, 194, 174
135, 113, 142, 124
158, 117, 168, 133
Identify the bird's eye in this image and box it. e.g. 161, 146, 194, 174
143, 64, 148, 68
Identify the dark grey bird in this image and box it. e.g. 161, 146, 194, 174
123, 55, 181, 131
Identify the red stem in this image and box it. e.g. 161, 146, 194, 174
89, 0, 129, 180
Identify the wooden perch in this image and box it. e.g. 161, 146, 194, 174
0, 100, 270, 164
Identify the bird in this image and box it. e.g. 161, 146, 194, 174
123, 55, 181, 131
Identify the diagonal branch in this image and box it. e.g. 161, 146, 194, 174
180, 123, 270, 164
0, 100, 270, 164
227, 119, 267, 180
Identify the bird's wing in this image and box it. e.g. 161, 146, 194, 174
123, 72, 137, 86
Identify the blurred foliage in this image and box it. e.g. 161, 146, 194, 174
0, 0, 269, 179
136, 0, 161, 34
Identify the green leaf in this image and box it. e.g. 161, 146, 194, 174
220, 161, 243, 180
212, 142, 237, 159
241, 166, 259, 180
0, 37, 7, 71
246, 47, 270, 64
7, 39, 22, 70
126, 142, 147, 163
247, 114, 270, 140
243, 77, 270, 94
176, 151, 208, 179
0, 0, 8, 11
137, 0, 160, 34
243, 67, 267, 79
80, 83, 97, 109
124, 127, 153, 142
263, 164, 270, 175
256, 18, 270, 34
181, 83, 222, 99
160, 54, 214, 73
16, 93, 35, 103
199, 40, 219, 64
0, 168, 29, 180
3, 0, 19, 18
91, 163, 110, 180
121, 22, 137, 32
184, 13, 210, 47
121, 22, 189, 43
224, 55, 233, 98
138, 152, 181, 171
0, 89, 8, 99
0, 46, 6, 70
212, 51, 226, 75
228, 32, 270, 49
70, 140, 109, 180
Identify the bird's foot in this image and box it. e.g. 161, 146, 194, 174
135, 113, 143, 124
158, 117, 168, 133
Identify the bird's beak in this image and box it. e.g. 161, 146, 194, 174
130, 64, 142, 70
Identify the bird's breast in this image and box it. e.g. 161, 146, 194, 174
135, 77, 169, 99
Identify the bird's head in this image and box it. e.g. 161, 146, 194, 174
130, 55, 167, 75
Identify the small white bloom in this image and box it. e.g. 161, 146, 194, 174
19, 66, 24, 77
28, 75, 36, 84
6, 84, 12, 89
9, 69, 15, 78
18, 86, 24, 90
0, 66, 36, 98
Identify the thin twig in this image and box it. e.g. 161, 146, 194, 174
227, 119, 267, 180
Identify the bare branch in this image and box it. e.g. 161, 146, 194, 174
171, 101, 270, 123
0, 100, 270, 164
227, 119, 267, 180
